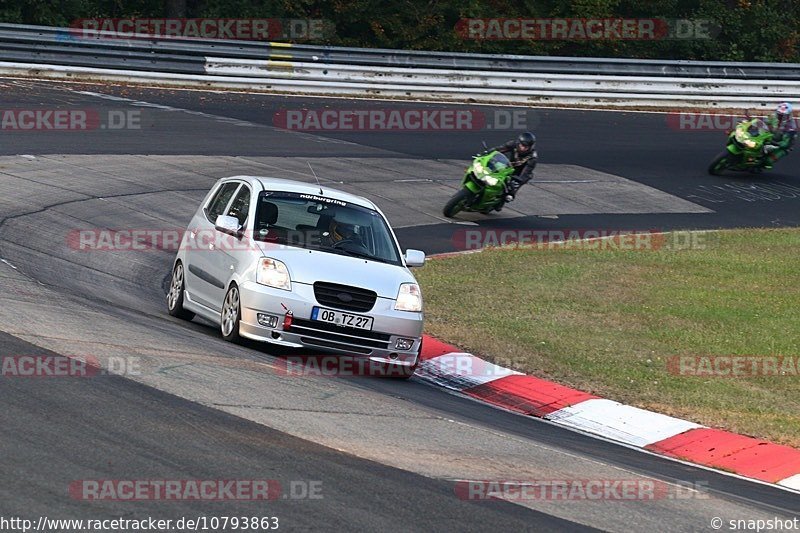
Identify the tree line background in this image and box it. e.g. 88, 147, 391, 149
1, 0, 798, 62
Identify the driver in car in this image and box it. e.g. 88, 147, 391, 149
327, 219, 366, 250
329, 220, 355, 242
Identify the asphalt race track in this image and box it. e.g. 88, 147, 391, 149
0, 331, 565, 531
0, 78, 799, 531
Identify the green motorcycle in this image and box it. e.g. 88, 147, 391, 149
708, 118, 774, 175
443, 151, 517, 218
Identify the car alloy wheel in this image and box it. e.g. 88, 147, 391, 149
221, 284, 242, 342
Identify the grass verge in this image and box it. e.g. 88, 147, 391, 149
416, 228, 800, 447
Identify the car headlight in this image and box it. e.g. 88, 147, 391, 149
395, 283, 422, 312
256, 258, 291, 291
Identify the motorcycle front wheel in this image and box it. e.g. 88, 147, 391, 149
443, 188, 475, 218
708, 151, 733, 175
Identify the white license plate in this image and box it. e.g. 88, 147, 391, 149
311, 307, 374, 330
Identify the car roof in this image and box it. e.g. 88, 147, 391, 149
223, 175, 378, 210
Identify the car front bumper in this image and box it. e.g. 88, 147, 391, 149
238, 280, 423, 365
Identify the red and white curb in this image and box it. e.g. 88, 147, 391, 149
417, 336, 800, 491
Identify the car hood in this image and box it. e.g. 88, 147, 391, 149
255, 242, 416, 299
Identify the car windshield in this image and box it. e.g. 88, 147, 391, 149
487, 152, 511, 172
253, 191, 402, 265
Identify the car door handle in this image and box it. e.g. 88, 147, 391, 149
209, 242, 215, 250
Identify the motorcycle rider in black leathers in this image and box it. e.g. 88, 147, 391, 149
484, 131, 537, 201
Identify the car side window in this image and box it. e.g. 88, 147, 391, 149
226, 185, 251, 227
206, 182, 240, 223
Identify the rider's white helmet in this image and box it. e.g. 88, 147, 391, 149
776, 102, 793, 128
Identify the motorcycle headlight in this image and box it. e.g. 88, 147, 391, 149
483, 176, 499, 186
473, 162, 485, 175
394, 283, 422, 312
734, 128, 756, 148
256, 258, 291, 291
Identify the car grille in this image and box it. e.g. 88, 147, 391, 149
313, 282, 377, 312
299, 338, 373, 355
290, 317, 392, 355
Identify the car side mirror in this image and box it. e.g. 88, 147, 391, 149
404, 249, 426, 267
215, 215, 243, 238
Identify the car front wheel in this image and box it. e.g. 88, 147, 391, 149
221, 283, 242, 343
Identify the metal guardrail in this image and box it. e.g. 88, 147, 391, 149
0, 22, 799, 108
3, 22, 800, 79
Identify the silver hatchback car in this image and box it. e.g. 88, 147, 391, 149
167, 176, 426, 371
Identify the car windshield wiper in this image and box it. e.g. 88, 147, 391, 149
329, 247, 390, 264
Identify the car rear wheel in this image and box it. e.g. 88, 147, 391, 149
221, 283, 242, 343
167, 262, 195, 320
